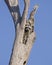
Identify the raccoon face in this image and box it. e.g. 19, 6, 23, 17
25, 20, 34, 34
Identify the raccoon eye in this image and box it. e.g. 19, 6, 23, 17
32, 26, 34, 29
31, 26, 34, 32
25, 27, 29, 33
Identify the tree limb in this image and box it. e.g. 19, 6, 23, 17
5, 0, 39, 65
5, 0, 21, 25
21, 0, 30, 29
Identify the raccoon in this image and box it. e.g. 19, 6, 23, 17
23, 18, 34, 44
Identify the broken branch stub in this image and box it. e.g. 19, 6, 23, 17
5, 0, 38, 65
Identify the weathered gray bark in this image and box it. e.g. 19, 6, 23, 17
5, 0, 38, 65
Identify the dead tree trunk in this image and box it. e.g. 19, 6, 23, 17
5, 0, 38, 65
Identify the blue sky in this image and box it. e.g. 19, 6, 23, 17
0, 0, 52, 65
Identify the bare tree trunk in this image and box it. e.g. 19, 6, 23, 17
5, 0, 38, 65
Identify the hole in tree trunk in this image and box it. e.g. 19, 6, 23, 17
23, 61, 26, 65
